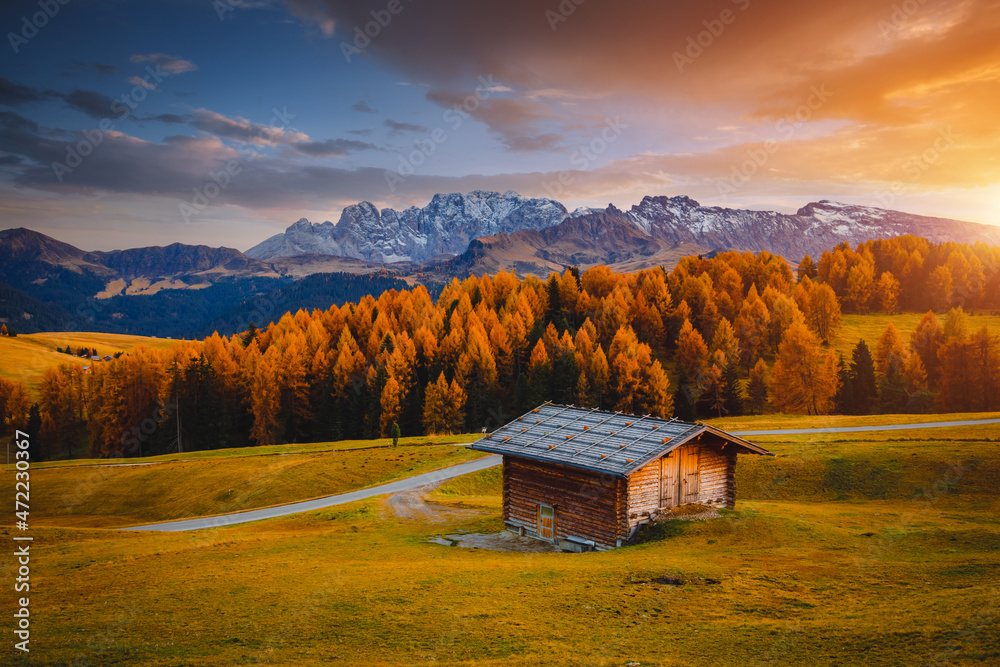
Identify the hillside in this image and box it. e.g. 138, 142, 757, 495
0, 332, 179, 398
8, 418, 999, 664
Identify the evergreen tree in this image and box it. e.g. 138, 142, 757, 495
848, 340, 878, 415
242, 322, 259, 348
879, 359, 909, 413
833, 354, 852, 414
722, 359, 742, 417
26, 404, 43, 462
672, 368, 697, 421
747, 358, 769, 415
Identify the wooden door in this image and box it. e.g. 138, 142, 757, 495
680, 445, 700, 504
659, 451, 679, 508
538, 505, 555, 540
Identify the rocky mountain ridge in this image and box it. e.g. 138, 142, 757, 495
248, 193, 1000, 268
245, 190, 569, 263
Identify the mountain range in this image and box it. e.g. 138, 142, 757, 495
3, 191, 999, 336
246, 191, 1000, 277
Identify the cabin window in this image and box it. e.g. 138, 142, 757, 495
538, 504, 555, 540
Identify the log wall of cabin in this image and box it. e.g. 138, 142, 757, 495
503, 456, 626, 548
696, 441, 737, 509
623, 438, 739, 533
625, 458, 661, 532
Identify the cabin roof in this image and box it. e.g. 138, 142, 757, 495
468, 403, 771, 477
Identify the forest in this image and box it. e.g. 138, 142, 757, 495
1, 234, 998, 460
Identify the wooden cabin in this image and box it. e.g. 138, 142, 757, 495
469, 403, 772, 551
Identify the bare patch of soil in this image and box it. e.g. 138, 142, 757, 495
386, 483, 486, 523
433, 531, 562, 553
655, 504, 721, 522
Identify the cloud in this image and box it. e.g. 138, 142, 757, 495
187, 108, 310, 146
58, 61, 120, 78
129, 53, 198, 75
60, 89, 118, 119
383, 119, 428, 135
281, 0, 1000, 193
0, 78, 51, 107
425, 89, 561, 151
128, 76, 158, 91
292, 138, 380, 156
141, 113, 187, 124
0, 111, 39, 134
351, 100, 377, 113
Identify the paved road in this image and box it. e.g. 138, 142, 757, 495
123, 454, 501, 532
123, 417, 998, 532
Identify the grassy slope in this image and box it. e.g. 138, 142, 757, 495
6, 421, 999, 665
21, 434, 480, 528
0, 331, 177, 398
831, 311, 1000, 360
708, 410, 1000, 432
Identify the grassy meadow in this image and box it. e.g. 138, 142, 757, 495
831, 311, 1000, 360
0, 332, 178, 398
3, 417, 998, 665
14, 434, 479, 529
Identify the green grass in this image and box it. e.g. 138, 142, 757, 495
428, 465, 503, 510
708, 410, 1000, 432
4, 420, 999, 664
20, 436, 482, 528
832, 311, 1000, 360
27, 432, 475, 469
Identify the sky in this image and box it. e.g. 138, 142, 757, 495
1, 0, 998, 251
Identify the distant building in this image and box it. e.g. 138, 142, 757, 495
469, 403, 772, 551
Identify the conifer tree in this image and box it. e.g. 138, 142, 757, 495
847, 339, 878, 415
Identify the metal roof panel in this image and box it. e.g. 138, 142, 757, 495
468, 403, 769, 476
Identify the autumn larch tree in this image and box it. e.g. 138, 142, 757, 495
422, 372, 466, 434
770, 322, 839, 415
674, 319, 709, 398
797, 254, 818, 282
807, 283, 841, 344
735, 285, 770, 370
876, 271, 901, 314
910, 311, 943, 385
927, 265, 953, 312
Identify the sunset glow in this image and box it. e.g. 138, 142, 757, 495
1, 0, 998, 249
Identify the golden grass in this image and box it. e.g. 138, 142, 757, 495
4, 422, 998, 664
832, 311, 1000, 360
0, 331, 177, 398
28, 432, 475, 469
22, 440, 483, 528
708, 410, 1000, 432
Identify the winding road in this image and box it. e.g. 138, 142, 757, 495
122, 417, 999, 532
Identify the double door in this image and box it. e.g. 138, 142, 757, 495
659, 444, 700, 508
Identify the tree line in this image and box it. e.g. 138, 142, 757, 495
2, 235, 998, 459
